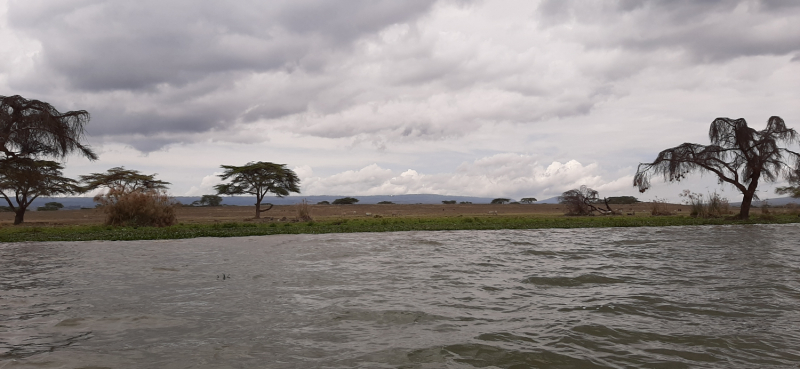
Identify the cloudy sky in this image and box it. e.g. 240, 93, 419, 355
2, 0, 799, 201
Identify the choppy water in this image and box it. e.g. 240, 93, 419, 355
2, 224, 800, 368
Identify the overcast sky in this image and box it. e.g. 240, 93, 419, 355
2, 0, 799, 201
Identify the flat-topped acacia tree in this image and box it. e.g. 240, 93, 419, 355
634, 116, 800, 219
0, 158, 81, 224
214, 162, 301, 218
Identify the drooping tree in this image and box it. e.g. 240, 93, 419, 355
634, 116, 800, 219
0, 95, 97, 160
214, 162, 300, 218
0, 158, 81, 224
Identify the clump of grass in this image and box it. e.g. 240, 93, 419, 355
95, 188, 177, 227
680, 190, 731, 218
296, 199, 313, 222
649, 197, 672, 216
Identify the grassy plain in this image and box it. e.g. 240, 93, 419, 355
1, 203, 798, 242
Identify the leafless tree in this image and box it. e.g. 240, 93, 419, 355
634, 116, 800, 219
559, 185, 613, 215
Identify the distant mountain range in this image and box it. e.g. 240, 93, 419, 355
24, 194, 504, 210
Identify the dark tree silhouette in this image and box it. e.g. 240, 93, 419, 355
332, 197, 359, 205
491, 198, 511, 204
520, 197, 538, 204
634, 116, 800, 219
192, 195, 223, 207
0, 158, 80, 224
0, 95, 97, 160
214, 162, 300, 218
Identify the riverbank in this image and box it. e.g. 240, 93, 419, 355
1, 212, 798, 242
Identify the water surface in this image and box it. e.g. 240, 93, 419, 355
2, 224, 800, 368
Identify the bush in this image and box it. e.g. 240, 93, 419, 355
649, 197, 672, 216
442, 200, 456, 204
377, 201, 394, 204
96, 188, 177, 227
679, 190, 730, 218
333, 197, 359, 205
317, 200, 330, 205
491, 198, 511, 204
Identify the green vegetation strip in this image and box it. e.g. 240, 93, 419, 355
2, 214, 799, 243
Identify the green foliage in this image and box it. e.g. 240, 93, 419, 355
442, 200, 456, 204
606, 196, 639, 204
460, 201, 472, 204
377, 201, 394, 204
333, 197, 359, 205
491, 198, 511, 204
520, 197, 538, 204
317, 200, 331, 205
3, 214, 799, 243
192, 194, 222, 207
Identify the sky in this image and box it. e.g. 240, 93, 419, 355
2, 0, 799, 202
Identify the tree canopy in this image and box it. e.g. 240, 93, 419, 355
559, 185, 613, 215
491, 198, 511, 204
520, 197, 538, 204
0, 95, 97, 160
332, 197, 359, 205
80, 167, 170, 195
0, 158, 80, 224
634, 116, 800, 219
215, 162, 300, 218
192, 194, 223, 207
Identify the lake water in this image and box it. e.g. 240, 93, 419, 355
2, 225, 800, 368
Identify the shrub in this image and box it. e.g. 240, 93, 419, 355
649, 197, 672, 216
377, 201, 394, 204
442, 200, 456, 204
317, 200, 330, 205
679, 190, 730, 218
296, 199, 313, 222
95, 188, 177, 227
491, 198, 511, 204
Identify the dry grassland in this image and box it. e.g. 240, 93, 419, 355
1, 203, 695, 227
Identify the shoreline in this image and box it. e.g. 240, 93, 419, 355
1, 210, 798, 242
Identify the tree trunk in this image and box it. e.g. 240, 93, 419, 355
255, 201, 261, 219
13, 208, 25, 225
738, 178, 760, 220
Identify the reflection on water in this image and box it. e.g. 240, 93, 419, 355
2, 225, 800, 368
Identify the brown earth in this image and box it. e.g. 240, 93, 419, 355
1, 203, 696, 227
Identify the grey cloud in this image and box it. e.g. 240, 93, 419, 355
537, 0, 800, 62
9, 0, 437, 92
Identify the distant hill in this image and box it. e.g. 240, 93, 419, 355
24, 194, 501, 210
730, 197, 800, 207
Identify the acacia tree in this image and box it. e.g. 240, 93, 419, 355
520, 197, 538, 204
0, 158, 80, 224
214, 162, 300, 218
634, 116, 800, 219
80, 167, 170, 198
1, 95, 97, 160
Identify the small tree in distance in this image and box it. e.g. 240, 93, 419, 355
215, 162, 300, 219
192, 195, 223, 207
520, 197, 538, 204
333, 197, 359, 205
491, 198, 511, 204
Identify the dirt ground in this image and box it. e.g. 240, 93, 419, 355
1, 202, 696, 227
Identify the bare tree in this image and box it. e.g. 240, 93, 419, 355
559, 186, 613, 215
0, 158, 80, 224
215, 162, 300, 218
634, 116, 800, 219
0, 95, 97, 160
